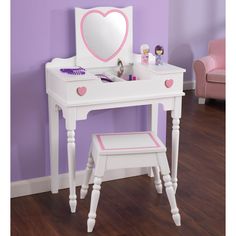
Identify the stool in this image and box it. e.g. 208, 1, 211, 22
80, 132, 181, 232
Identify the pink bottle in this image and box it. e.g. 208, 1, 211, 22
140, 44, 150, 64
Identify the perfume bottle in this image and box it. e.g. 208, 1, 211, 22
140, 44, 150, 64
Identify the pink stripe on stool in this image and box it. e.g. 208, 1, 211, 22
96, 132, 160, 151
97, 135, 105, 150
148, 133, 161, 147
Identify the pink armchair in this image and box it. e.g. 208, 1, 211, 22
193, 39, 225, 104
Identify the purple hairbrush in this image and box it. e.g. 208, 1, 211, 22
60, 67, 86, 75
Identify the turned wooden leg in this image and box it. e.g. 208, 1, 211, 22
87, 177, 102, 233
171, 117, 180, 192
171, 97, 182, 192
80, 150, 94, 199
67, 130, 77, 213
48, 96, 59, 194
157, 153, 181, 226
148, 104, 160, 179
163, 174, 181, 226
152, 166, 162, 194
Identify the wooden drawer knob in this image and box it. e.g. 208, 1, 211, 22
165, 79, 174, 88
77, 87, 87, 96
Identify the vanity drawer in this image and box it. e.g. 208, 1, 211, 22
63, 74, 183, 105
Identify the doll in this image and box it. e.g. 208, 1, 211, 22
155, 45, 164, 65
140, 44, 150, 64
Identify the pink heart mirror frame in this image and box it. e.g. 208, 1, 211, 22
80, 9, 129, 62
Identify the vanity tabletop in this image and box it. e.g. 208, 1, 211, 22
137, 63, 186, 74
47, 62, 185, 82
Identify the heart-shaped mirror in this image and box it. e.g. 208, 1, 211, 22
80, 9, 129, 62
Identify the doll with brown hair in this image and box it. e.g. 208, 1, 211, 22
155, 45, 164, 65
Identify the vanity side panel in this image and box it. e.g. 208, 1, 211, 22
46, 69, 68, 104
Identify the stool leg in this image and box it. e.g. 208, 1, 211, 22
152, 167, 162, 194
163, 175, 181, 226
158, 153, 181, 226
80, 149, 94, 199
87, 177, 102, 233
87, 156, 106, 233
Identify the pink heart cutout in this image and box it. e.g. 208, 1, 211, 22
80, 9, 129, 62
77, 87, 87, 96
165, 79, 174, 88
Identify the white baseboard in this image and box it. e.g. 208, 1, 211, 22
11, 168, 148, 198
183, 80, 196, 90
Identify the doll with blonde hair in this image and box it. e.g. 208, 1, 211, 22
140, 44, 150, 64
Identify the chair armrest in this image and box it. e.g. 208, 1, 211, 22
193, 55, 216, 74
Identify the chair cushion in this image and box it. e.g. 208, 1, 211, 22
93, 132, 166, 155
207, 69, 225, 84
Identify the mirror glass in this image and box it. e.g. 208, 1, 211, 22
81, 10, 128, 62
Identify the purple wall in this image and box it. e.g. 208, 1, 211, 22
168, 0, 225, 82
11, 0, 169, 181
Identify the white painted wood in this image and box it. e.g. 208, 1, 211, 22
46, 58, 185, 212
46, 58, 185, 211
75, 7, 133, 68
147, 104, 157, 177
73, 96, 177, 121
46, 56, 76, 68
80, 151, 94, 199
46, 65, 184, 108
92, 132, 166, 156
11, 168, 148, 198
171, 97, 182, 192
157, 153, 180, 226
94, 156, 107, 177
152, 166, 162, 194
87, 153, 107, 232
198, 97, 206, 104
67, 130, 77, 213
106, 154, 158, 170
45, 6, 185, 216
85, 131, 181, 232
80, 146, 94, 199
63, 108, 77, 131
171, 117, 180, 192
48, 96, 59, 193
88, 177, 103, 232
163, 174, 181, 226
97, 132, 162, 150
150, 104, 158, 136
148, 104, 161, 183
157, 152, 171, 175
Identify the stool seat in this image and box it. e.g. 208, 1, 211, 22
93, 132, 166, 155
80, 131, 181, 232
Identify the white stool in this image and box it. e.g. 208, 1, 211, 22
80, 132, 181, 232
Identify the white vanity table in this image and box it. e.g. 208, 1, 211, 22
46, 6, 185, 213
